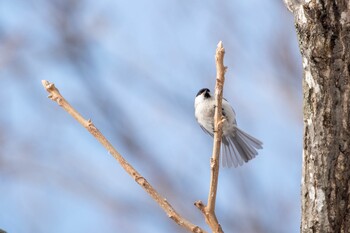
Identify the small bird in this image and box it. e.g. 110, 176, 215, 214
194, 88, 263, 167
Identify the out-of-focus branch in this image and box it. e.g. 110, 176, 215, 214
41, 80, 207, 233
195, 41, 226, 233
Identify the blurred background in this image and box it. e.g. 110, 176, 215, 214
0, 0, 302, 232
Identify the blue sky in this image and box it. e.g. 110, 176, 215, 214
0, 1, 302, 232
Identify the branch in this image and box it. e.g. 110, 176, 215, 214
41, 80, 207, 233
195, 41, 226, 233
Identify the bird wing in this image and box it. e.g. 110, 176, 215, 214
199, 124, 214, 137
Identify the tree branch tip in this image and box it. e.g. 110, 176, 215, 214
217, 41, 223, 48
41, 79, 50, 87
194, 200, 203, 206
216, 41, 225, 53
194, 200, 206, 212
42, 80, 55, 90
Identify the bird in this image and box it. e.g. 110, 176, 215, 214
194, 88, 263, 167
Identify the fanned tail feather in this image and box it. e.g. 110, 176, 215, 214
221, 127, 263, 168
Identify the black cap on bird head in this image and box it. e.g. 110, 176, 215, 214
196, 88, 211, 98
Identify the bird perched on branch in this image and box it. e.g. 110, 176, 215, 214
194, 88, 263, 167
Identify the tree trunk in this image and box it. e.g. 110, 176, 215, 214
288, 0, 350, 232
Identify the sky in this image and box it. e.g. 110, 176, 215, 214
0, 1, 303, 233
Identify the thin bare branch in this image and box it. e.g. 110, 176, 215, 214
41, 80, 207, 233
195, 41, 226, 233
208, 41, 226, 213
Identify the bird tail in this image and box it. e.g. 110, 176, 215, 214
221, 127, 263, 168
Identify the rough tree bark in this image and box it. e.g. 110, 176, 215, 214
285, 0, 350, 232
